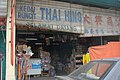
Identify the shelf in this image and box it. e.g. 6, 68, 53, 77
75, 54, 83, 57
75, 54, 83, 69
75, 60, 82, 62
41, 70, 49, 76
76, 63, 83, 65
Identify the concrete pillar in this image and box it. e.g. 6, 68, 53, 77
6, 0, 16, 80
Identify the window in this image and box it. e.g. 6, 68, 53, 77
69, 60, 116, 80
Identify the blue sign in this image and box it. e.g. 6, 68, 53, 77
16, 5, 82, 23
32, 63, 41, 69
16, 2, 83, 33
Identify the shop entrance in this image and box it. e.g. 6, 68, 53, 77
16, 30, 84, 78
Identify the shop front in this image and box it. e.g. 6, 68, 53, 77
15, 0, 86, 79
81, 7, 120, 45
15, 0, 120, 79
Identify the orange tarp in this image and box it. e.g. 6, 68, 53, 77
89, 42, 120, 60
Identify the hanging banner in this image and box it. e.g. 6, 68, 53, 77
16, 0, 84, 34
0, 0, 7, 16
82, 9, 120, 37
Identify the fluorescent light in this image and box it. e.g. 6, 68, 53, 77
49, 37, 54, 39
17, 32, 35, 35
35, 43, 43, 45
26, 38, 37, 40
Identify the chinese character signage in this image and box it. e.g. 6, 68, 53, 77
83, 9, 120, 37
16, 0, 83, 34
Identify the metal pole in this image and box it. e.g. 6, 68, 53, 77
101, 36, 103, 45
119, 36, 120, 41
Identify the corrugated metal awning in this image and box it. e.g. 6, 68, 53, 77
0, 0, 7, 17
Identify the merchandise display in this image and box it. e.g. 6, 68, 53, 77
70, 45, 84, 70
27, 58, 42, 79
16, 42, 34, 80
16, 32, 89, 78
16, 52, 33, 80
38, 47, 51, 76
75, 54, 83, 69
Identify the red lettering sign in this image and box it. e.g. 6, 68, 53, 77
107, 16, 113, 26
95, 16, 102, 26
84, 14, 91, 24
117, 18, 120, 26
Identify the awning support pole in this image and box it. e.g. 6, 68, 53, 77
101, 36, 103, 45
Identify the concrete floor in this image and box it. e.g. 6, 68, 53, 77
28, 70, 68, 80
30, 77, 55, 80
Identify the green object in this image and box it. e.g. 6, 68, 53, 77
0, 28, 6, 80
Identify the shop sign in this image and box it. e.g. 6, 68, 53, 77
82, 9, 120, 37
0, 0, 7, 16
16, 0, 83, 34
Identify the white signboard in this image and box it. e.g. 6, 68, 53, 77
16, 0, 83, 34
83, 9, 120, 37
0, 0, 7, 16
27, 58, 41, 75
